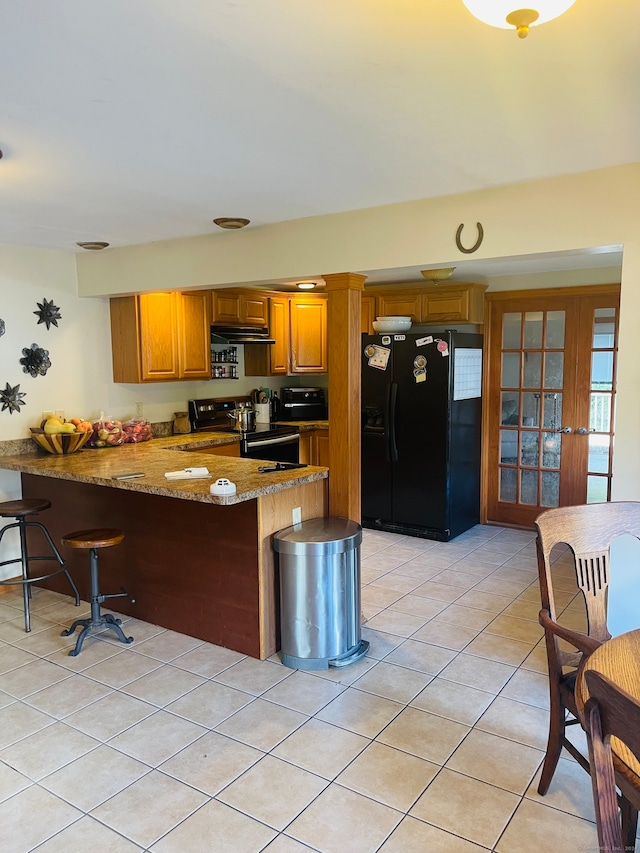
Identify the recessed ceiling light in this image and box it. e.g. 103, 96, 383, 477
76, 241, 110, 250
213, 218, 250, 230
296, 281, 316, 290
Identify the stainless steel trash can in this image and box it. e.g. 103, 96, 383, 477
274, 516, 369, 670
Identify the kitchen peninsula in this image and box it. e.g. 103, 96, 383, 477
0, 433, 328, 659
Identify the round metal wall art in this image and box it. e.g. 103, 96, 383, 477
0, 319, 5, 337
0, 382, 26, 414
34, 298, 62, 329
20, 343, 51, 378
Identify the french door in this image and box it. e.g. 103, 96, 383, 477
485, 285, 620, 528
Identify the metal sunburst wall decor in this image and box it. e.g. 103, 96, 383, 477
20, 343, 51, 378
0, 382, 27, 414
34, 298, 62, 329
0, 319, 5, 337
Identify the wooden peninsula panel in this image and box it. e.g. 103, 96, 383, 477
22, 472, 327, 659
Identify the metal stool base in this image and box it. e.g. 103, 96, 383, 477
0, 510, 80, 632
60, 544, 133, 656
63, 613, 133, 657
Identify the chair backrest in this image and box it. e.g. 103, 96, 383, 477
535, 502, 640, 668
584, 669, 640, 852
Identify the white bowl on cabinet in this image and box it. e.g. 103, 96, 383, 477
372, 316, 412, 333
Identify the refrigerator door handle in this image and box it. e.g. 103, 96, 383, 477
388, 381, 399, 462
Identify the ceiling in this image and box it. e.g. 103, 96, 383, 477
1, 0, 637, 282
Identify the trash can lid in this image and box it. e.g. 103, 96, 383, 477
274, 516, 362, 556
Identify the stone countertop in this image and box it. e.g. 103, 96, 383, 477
0, 432, 328, 506
276, 420, 328, 431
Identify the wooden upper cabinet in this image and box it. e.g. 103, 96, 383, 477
111, 291, 211, 383
290, 295, 327, 373
375, 291, 421, 321
371, 282, 487, 325
361, 294, 376, 334
267, 296, 290, 375
177, 290, 213, 379
211, 289, 269, 327
421, 282, 487, 323
244, 294, 327, 376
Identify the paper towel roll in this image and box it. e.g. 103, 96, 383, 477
255, 403, 270, 423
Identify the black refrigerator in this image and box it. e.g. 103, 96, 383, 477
361, 330, 483, 542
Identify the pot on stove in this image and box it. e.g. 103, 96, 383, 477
227, 404, 256, 432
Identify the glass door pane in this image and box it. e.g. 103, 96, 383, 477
497, 309, 566, 509
585, 307, 618, 503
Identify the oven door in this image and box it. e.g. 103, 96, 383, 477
243, 433, 300, 463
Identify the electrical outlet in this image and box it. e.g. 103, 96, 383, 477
292, 506, 302, 525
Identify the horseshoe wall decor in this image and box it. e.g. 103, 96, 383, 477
455, 222, 484, 254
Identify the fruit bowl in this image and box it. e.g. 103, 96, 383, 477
372, 316, 413, 333
30, 428, 93, 455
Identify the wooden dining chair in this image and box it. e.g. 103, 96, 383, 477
584, 669, 640, 853
534, 502, 640, 820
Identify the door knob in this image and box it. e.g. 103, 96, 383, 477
576, 427, 595, 435
555, 426, 572, 434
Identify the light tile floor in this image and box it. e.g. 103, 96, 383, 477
0, 525, 609, 852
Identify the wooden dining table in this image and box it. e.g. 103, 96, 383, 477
576, 627, 640, 782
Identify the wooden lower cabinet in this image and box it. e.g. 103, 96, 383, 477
313, 430, 330, 467
197, 443, 241, 457
299, 429, 330, 467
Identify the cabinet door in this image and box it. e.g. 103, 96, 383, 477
376, 292, 421, 321
361, 295, 376, 334
211, 291, 241, 324
299, 432, 312, 465
313, 431, 330, 467
268, 297, 290, 375
139, 293, 180, 380
421, 283, 487, 323
240, 293, 269, 327
178, 291, 211, 380
290, 296, 327, 373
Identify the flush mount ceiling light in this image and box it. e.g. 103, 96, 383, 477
213, 217, 250, 230
296, 282, 316, 290
461, 1, 577, 38
420, 267, 456, 284
76, 241, 110, 250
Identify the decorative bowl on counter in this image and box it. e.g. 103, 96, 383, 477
372, 316, 413, 333
30, 428, 92, 455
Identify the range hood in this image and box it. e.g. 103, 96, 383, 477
210, 325, 275, 344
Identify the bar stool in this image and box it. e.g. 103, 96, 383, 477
0, 498, 80, 632
60, 528, 134, 656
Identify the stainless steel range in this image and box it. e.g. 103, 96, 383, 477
188, 397, 300, 463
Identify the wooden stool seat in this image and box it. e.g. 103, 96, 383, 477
60, 526, 133, 656
62, 529, 125, 549
0, 498, 80, 632
0, 498, 52, 518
